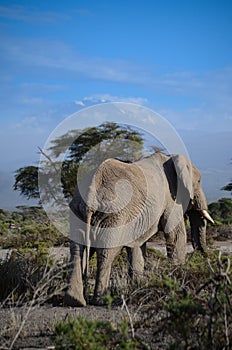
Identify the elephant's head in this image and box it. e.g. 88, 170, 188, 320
170, 154, 214, 253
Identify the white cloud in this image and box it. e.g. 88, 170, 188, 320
0, 37, 150, 85
1, 34, 232, 136
81, 94, 148, 105
75, 100, 85, 106
2, 34, 232, 109
0, 5, 70, 23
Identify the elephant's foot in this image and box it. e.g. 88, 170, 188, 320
64, 289, 86, 307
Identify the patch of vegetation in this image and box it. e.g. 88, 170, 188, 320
129, 250, 232, 349
53, 316, 147, 350
0, 244, 68, 304
208, 198, 232, 225
0, 245, 231, 349
0, 206, 67, 248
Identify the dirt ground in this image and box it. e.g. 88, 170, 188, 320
1, 239, 232, 261
0, 305, 130, 349
0, 303, 166, 349
1, 239, 232, 349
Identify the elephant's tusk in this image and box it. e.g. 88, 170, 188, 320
200, 210, 214, 224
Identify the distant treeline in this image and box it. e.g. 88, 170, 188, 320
208, 198, 232, 225
0, 206, 66, 249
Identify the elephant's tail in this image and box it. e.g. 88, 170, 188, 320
84, 209, 92, 299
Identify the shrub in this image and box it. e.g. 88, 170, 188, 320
131, 250, 232, 349
53, 316, 147, 349
0, 245, 68, 304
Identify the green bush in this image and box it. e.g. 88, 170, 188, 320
0, 221, 8, 235
54, 316, 147, 350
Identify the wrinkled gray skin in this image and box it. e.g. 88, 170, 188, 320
65, 153, 213, 307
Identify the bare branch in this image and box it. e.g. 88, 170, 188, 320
121, 294, 135, 338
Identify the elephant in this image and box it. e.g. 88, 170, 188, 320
64, 152, 214, 306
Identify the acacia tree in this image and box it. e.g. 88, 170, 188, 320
14, 122, 145, 201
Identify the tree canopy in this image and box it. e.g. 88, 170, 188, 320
14, 166, 40, 200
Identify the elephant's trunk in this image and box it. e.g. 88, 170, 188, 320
188, 188, 214, 253
188, 209, 207, 253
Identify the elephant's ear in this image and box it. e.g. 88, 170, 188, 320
172, 154, 194, 203
164, 155, 193, 234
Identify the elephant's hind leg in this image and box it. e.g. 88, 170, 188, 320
64, 242, 86, 307
93, 246, 121, 305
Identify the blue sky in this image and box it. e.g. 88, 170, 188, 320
0, 0, 232, 207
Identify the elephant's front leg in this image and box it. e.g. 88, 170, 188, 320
64, 241, 86, 307
164, 220, 187, 264
93, 246, 121, 305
